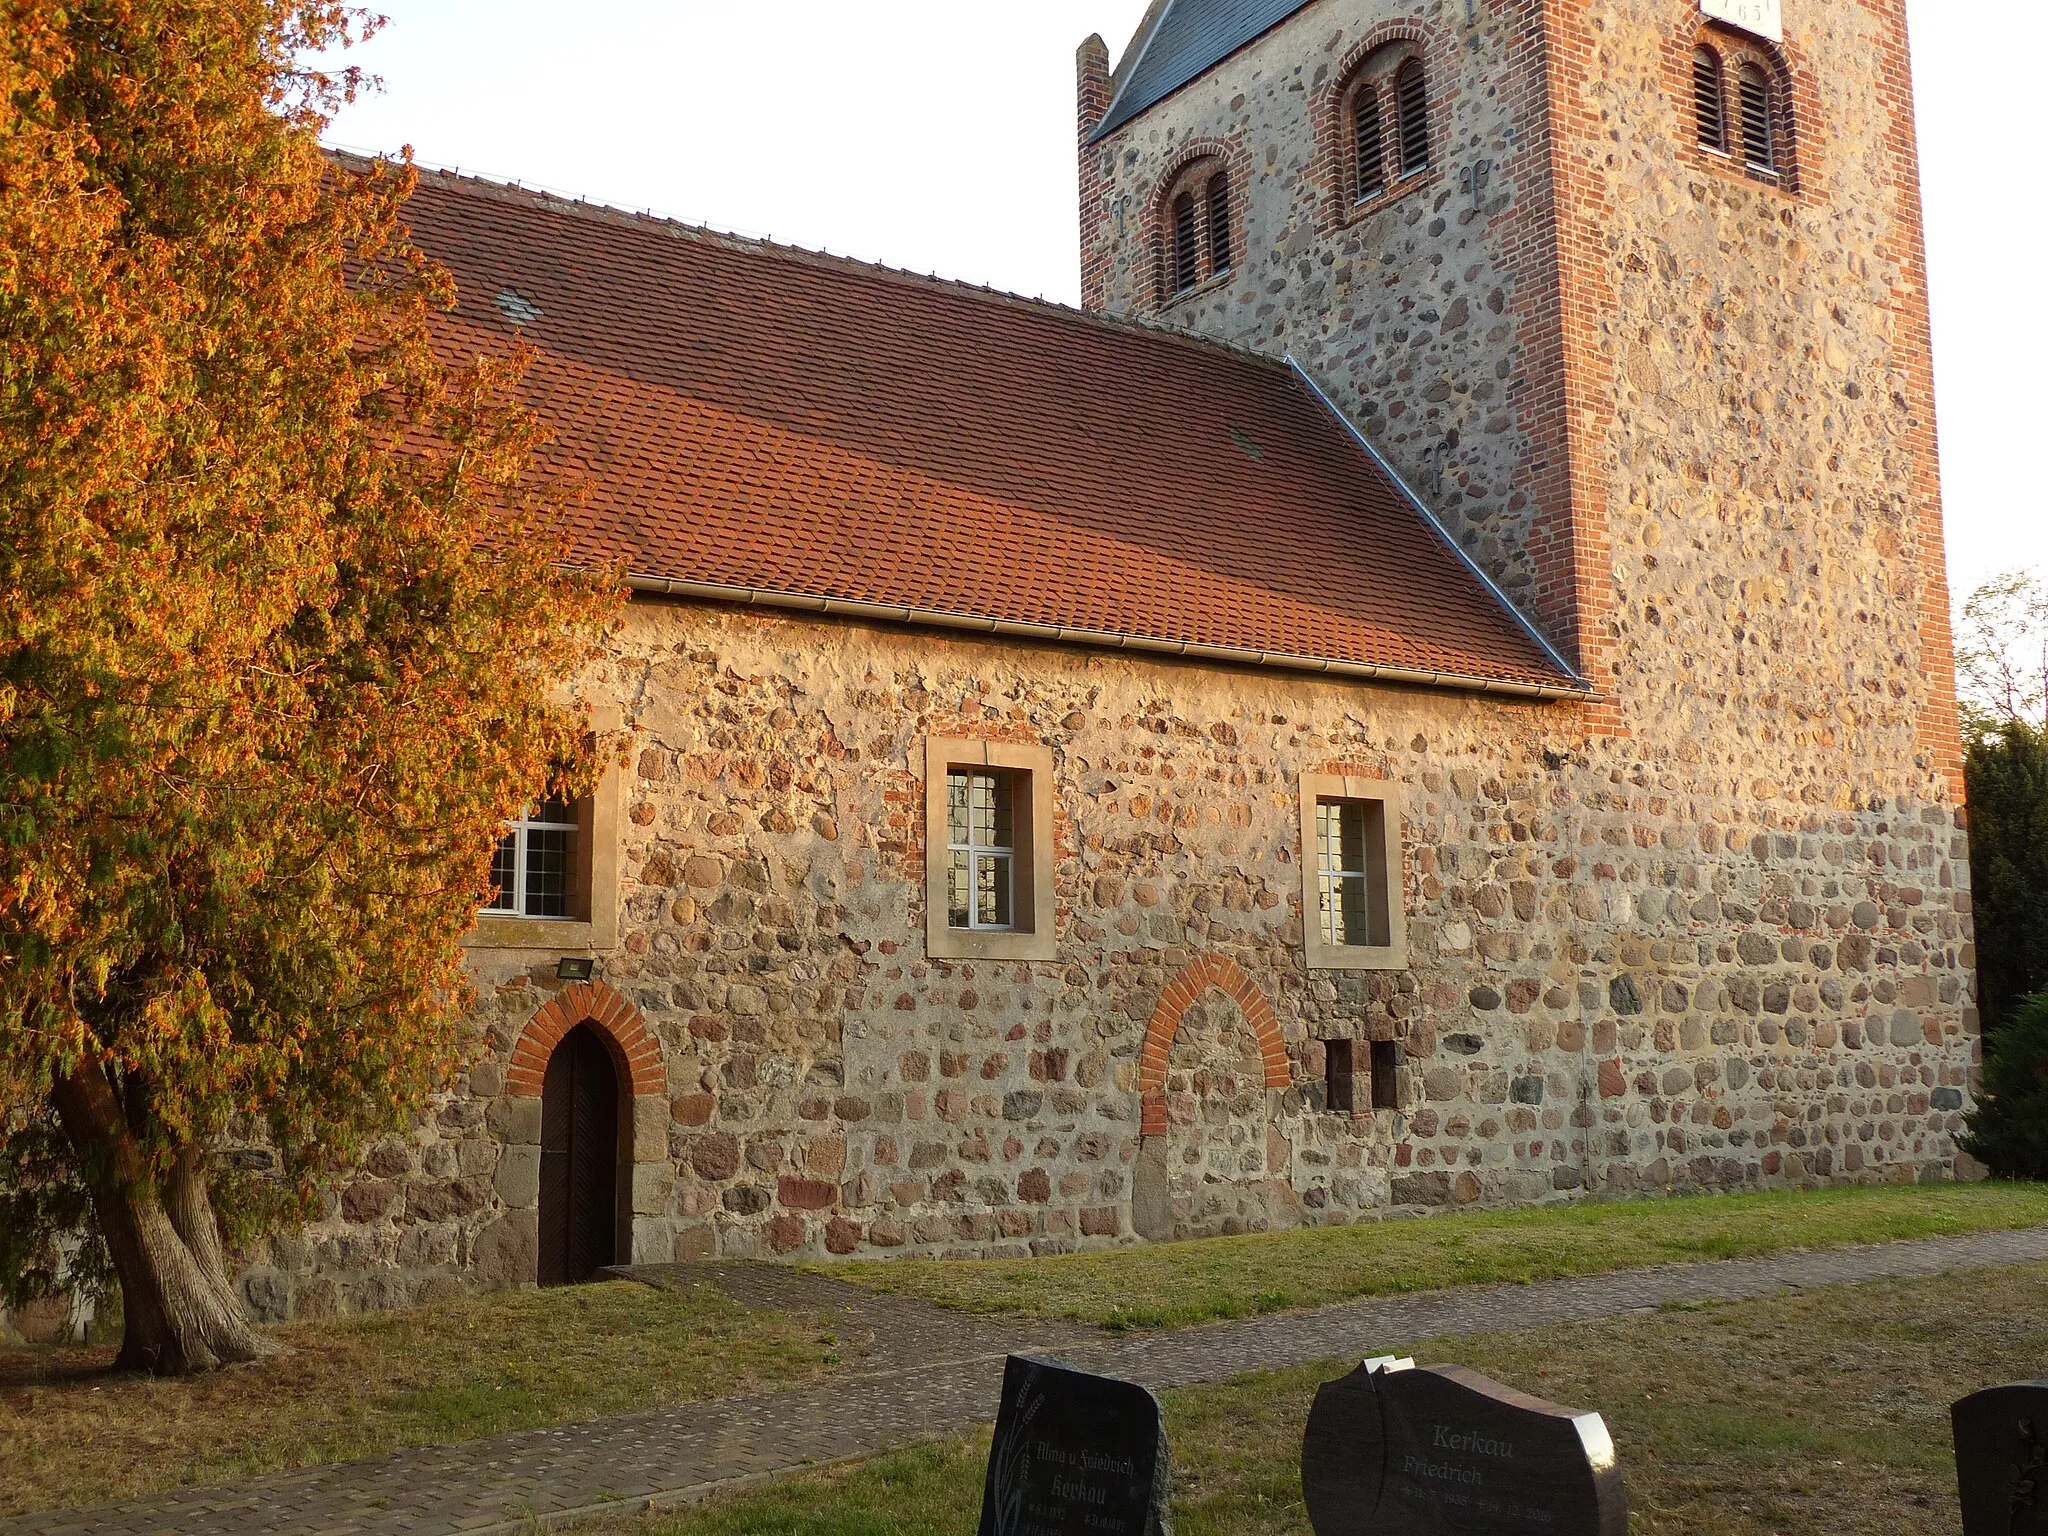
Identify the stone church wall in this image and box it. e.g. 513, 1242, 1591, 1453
231, 600, 1974, 1317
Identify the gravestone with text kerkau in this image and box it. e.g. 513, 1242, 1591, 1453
1953, 1382, 2048, 1536
1301, 1358, 1628, 1535
978, 1355, 1173, 1536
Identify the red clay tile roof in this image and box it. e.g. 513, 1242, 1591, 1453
402, 171, 1579, 696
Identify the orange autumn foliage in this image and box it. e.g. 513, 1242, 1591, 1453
0, 0, 620, 1370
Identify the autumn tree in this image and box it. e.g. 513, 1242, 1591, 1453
0, 0, 618, 1372
1956, 569, 2048, 738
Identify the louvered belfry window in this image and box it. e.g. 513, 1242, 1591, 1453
1161, 159, 1234, 301
1353, 84, 1386, 201
1395, 59, 1430, 177
1172, 190, 1201, 294
1694, 46, 1727, 153
1206, 175, 1232, 274
1738, 62, 1775, 171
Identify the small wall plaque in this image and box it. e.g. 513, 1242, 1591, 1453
1700, 0, 1781, 43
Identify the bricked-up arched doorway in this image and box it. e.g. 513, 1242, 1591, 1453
1133, 954, 1295, 1240
538, 1025, 621, 1286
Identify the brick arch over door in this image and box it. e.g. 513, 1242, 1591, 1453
1138, 954, 1290, 1136
507, 980, 666, 1099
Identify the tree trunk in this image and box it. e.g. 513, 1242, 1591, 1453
48, 1062, 278, 1375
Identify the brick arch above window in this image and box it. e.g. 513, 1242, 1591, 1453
1137, 953, 1291, 1136
508, 980, 666, 1100
1317, 23, 1446, 227
1148, 139, 1247, 307
1678, 24, 1804, 195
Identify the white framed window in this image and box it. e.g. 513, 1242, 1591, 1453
946, 769, 1017, 931
486, 798, 581, 919
1315, 798, 1387, 949
925, 738, 1056, 963
1299, 774, 1408, 971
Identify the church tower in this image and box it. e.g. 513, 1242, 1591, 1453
1079, 0, 1960, 798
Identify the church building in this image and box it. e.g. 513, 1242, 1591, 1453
241, 0, 1975, 1315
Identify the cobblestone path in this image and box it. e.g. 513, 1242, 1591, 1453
13, 1226, 2048, 1536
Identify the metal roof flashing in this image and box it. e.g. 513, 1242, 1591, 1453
1284, 356, 1592, 695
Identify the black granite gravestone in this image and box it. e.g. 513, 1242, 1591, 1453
1953, 1382, 2048, 1536
978, 1355, 1173, 1536
1301, 1358, 1627, 1535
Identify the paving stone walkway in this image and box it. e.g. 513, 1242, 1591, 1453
13, 1225, 2048, 1536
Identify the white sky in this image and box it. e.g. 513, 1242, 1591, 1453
320, 1, 2045, 607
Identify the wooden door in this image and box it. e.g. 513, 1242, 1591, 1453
538, 1024, 620, 1286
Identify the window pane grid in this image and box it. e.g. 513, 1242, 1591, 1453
1316, 799, 1380, 949
483, 802, 579, 920
946, 769, 1017, 932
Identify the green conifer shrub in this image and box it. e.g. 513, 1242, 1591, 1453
1962, 992, 2048, 1179
1965, 723, 2048, 1038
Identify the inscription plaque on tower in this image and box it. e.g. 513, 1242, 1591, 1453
1302, 1359, 1628, 1535
1699, 0, 1782, 42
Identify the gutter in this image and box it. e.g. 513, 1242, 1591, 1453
1285, 355, 1591, 693
623, 574, 1589, 703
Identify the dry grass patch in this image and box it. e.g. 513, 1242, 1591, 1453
576, 1262, 2048, 1536
829, 1182, 2048, 1329
0, 1280, 845, 1518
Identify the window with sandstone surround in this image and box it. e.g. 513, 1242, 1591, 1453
924, 738, 1056, 962
1339, 44, 1431, 210
1156, 158, 1234, 304
1299, 774, 1408, 971
469, 705, 622, 952
488, 797, 588, 919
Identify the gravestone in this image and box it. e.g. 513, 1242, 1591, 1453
1301, 1357, 1627, 1535
978, 1355, 1173, 1536
1953, 1382, 2048, 1536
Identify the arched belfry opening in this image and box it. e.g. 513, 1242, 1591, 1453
538, 1024, 623, 1285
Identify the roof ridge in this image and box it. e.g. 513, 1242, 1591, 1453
360, 154, 1295, 379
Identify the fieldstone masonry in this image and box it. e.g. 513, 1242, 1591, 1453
230, 598, 1975, 1313
223, 0, 1975, 1313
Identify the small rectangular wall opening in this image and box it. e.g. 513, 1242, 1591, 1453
1326, 1038, 1356, 1114
1370, 1039, 1402, 1111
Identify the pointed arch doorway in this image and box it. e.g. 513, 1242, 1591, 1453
538, 1024, 622, 1286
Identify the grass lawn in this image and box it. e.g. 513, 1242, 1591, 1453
0, 1280, 845, 1519
828, 1181, 2048, 1329
574, 1260, 2048, 1536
